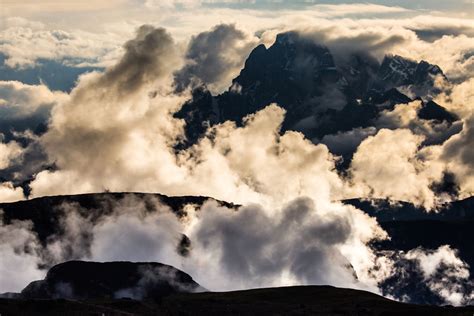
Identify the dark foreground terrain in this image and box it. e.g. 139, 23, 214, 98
2, 285, 474, 316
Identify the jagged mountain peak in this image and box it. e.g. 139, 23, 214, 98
378, 54, 445, 89
176, 31, 457, 151
234, 31, 335, 94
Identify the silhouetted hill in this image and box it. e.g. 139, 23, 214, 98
1, 284, 473, 315
20, 261, 202, 300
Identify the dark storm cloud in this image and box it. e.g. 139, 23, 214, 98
411, 26, 474, 42
320, 127, 377, 156
174, 24, 257, 93
194, 198, 357, 285
99, 25, 177, 95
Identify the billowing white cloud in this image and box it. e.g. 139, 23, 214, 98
376, 100, 462, 145
0, 140, 22, 170
348, 128, 444, 208
0, 182, 24, 202
0, 81, 68, 119
441, 116, 474, 198
0, 18, 124, 68
405, 246, 472, 306
0, 213, 43, 291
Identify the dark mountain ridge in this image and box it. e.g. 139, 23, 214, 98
175, 31, 457, 148
0, 192, 235, 245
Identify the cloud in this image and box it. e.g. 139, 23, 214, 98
23, 26, 346, 207
348, 128, 444, 208
310, 3, 410, 17
174, 24, 258, 94
0, 0, 130, 17
441, 116, 474, 198
435, 77, 474, 118
144, 0, 204, 9
0, 212, 44, 291
99, 25, 180, 95
177, 104, 345, 206
31, 100, 345, 208
0, 182, 24, 202
320, 127, 377, 156
182, 198, 386, 291
0, 139, 22, 169
90, 208, 182, 263
376, 100, 463, 146
0, 81, 67, 190
404, 246, 472, 305
0, 81, 67, 136
1, 8, 472, 81
29, 25, 189, 198
0, 18, 123, 68
0, 194, 388, 294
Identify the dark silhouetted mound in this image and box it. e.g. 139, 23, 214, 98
21, 261, 203, 300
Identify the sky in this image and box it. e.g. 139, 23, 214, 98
0, 0, 473, 306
